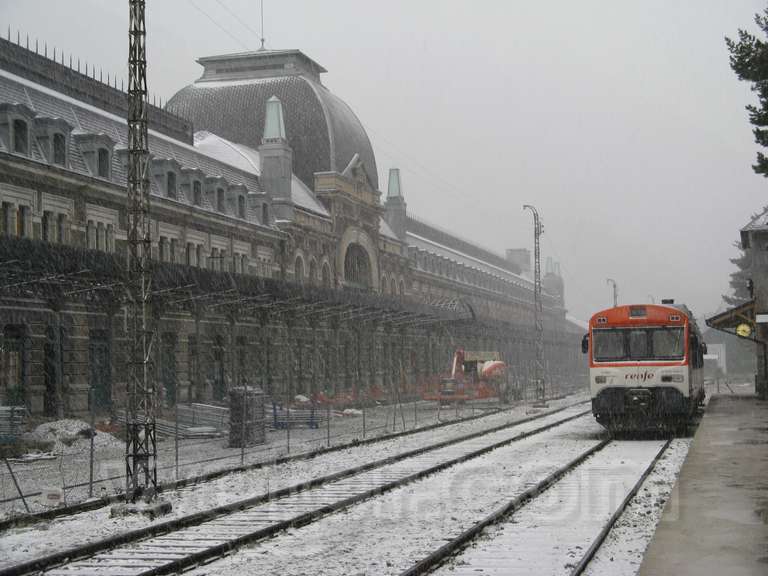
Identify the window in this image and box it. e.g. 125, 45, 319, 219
1, 325, 25, 404
53, 133, 66, 165
210, 247, 218, 271
17, 206, 29, 238
238, 195, 246, 218
106, 224, 114, 253
262, 203, 269, 224
12, 119, 28, 155
170, 238, 178, 264
241, 254, 248, 274
97, 148, 110, 178
216, 188, 225, 212
193, 181, 202, 206
188, 335, 198, 390
158, 236, 167, 262
1, 202, 12, 236
167, 172, 177, 199
186, 242, 193, 266
220, 250, 228, 272
196, 244, 203, 268
592, 327, 685, 362
57, 214, 66, 244
42, 211, 53, 242
294, 257, 304, 283
96, 222, 105, 251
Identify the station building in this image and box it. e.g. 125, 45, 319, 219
0, 35, 584, 416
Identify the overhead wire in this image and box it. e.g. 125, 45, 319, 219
186, 0, 252, 51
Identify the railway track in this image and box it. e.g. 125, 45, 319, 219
1, 405, 590, 576
0, 395, 576, 531
405, 438, 672, 576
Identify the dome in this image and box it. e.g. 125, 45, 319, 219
166, 49, 378, 190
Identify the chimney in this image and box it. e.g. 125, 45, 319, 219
505, 248, 531, 277
258, 96, 294, 220
384, 168, 407, 239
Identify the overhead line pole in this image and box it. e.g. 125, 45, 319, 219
523, 204, 546, 405
126, 0, 157, 501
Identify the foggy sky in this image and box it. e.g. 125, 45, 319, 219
1, 0, 765, 322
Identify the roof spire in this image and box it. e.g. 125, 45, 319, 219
387, 168, 402, 198
259, 0, 266, 50
263, 95, 286, 142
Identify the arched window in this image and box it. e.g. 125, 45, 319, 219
294, 256, 305, 284
399, 280, 405, 296
167, 172, 177, 199
381, 275, 388, 295
390, 278, 396, 295
12, 119, 28, 155
343, 243, 371, 289
86, 220, 96, 249
216, 188, 225, 212
97, 148, 110, 178
241, 254, 248, 274
196, 244, 203, 268
53, 133, 66, 165
193, 181, 202, 206
238, 195, 246, 218
321, 263, 331, 288
262, 203, 269, 224
309, 260, 317, 285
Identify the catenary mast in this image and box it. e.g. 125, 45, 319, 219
125, 0, 157, 499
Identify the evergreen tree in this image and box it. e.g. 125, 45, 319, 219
723, 240, 752, 306
726, 7, 768, 177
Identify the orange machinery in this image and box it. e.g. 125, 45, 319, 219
422, 349, 507, 403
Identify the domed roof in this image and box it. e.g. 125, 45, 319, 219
167, 49, 378, 190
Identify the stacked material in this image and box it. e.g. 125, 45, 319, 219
229, 386, 266, 447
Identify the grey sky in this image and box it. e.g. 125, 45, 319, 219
1, 0, 765, 321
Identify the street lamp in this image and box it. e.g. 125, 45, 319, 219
606, 278, 618, 307
523, 204, 546, 406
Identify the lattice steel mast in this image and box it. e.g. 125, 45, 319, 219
523, 205, 545, 403
126, 0, 157, 499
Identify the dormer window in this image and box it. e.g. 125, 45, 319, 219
97, 148, 110, 178
216, 188, 225, 212
12, 119, 28, 155
53, 133, 66, 166
167, 172, 177, 199
193, 181, 202, 206
237, 195, 246, 218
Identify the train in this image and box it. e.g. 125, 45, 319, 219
583, 301, 706, 432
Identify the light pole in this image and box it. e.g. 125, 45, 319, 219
523, 204, 546, 406
606, 278, 618, 307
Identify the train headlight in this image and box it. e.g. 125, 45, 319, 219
661, 374, 684, 383
595, 375, 607, 384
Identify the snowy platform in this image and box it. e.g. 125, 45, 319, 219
639, 395, 768, 576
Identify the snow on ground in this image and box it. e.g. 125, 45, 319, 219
0, 396, 588, 569
432, 439, 668, 575
182, 416, 606, 576
2, 396, 581, 518
583, 438, 693, 576
22, 419, 123, 454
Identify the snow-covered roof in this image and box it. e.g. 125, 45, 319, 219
406, 231, 534, 291
379, 218, 398, 240
194, 131, 330, 218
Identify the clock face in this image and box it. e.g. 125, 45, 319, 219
736, 323, 753, 338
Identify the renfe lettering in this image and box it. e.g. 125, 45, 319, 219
624, 371, 654, 382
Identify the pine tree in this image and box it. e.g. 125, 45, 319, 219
726, 7, 768, 177
723, 240, 752, 306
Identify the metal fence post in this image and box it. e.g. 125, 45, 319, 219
4, 457, 29, 513
326, 401, 330, 447
362, 402, 366, 439
174, 400, 179, 480
89, 387, 95, 499
241, 384, 247, 466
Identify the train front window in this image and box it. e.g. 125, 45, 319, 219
593, 326, 685, 362
592, 329, 625, 361
651, 327, 685, 360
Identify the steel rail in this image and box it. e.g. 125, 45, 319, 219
1, 408, 590, 576
568, 438, 673, 575
398, 439, 613, 576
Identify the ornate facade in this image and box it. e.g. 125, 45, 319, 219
0, 36, 583, 416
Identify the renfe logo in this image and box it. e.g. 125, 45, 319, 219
624, 371, 654, 382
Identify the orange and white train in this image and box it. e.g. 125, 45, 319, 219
583, 302, 706, 431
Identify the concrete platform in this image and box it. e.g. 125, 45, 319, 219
639, 395, 768, 576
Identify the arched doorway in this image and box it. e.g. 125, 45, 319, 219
343, 243, 372, 289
